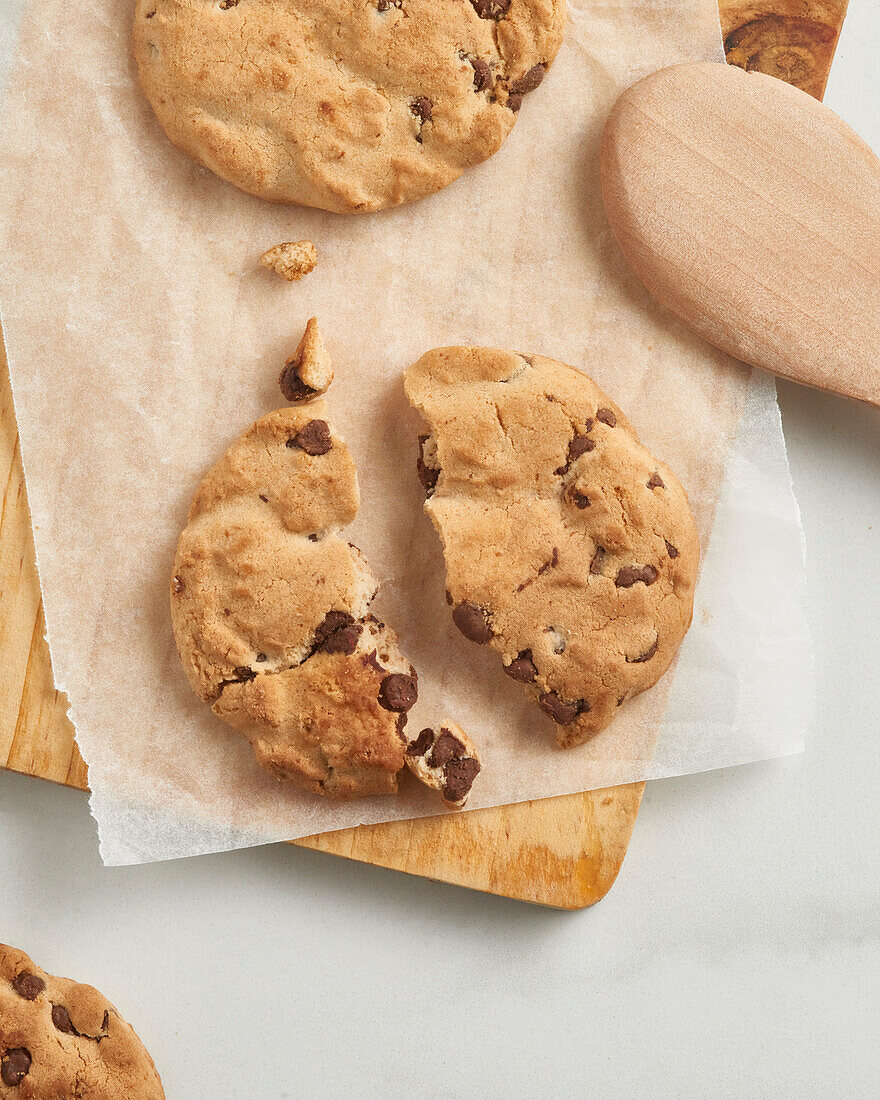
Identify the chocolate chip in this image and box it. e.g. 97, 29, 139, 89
318, 623, 362, 655
445, 590, 453, 606
410, 97, 433, 123
665, 540, 679, 559
470, 0, 510, 17
539, 692, 585, 725
568, 487, 590, 509
406, 728, 435, 757
172, 575, 184, 594
52, 1005, 77, 1034
510, 64, 545, 96
377, 0, 401, 9
378, 673, 418, 712
507, 93, 523, 113
417, 435, 439, 495
428, 729, 466, 768
443, 756, 481, 803
596, 408, 617, 427
647, 472, 665, 489
255, 653, 267, 663
452, 601, 493, 644
471, 57, 493, 91
361, 649, 385, 673
258, 493, 269, 503
396, 712, 409, 739
219, 0, 239, 8
308, 533, 321, 542
590, 547, 607, 575
615, 565, 658, 588
504, 650, 537, 683
314, 610, 354, 646
292, 419, 332, 455
232, 666, 256, 682
627, 638, 658, 663
1, 1049, 31, 1087
278, 360, 317, 404
12, 972, 45, 1001
555, 432, 595, 475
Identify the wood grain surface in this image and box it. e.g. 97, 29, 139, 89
0, 2, 845, 907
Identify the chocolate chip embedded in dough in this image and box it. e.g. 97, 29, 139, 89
232, 666, 256, 682
627, 638, 658, 663
417, 435, 440, 495
428, 729, 466, 768
507, 93, 523, 112
470, 57, 492, 92
318, 623, 362, 655
590, 547, 607, 575
665, 540, 679, 559
278, 359, 318, 403
12, 972, 45, 1001
504, 649, 538, 683
596, 407, 617, 427
1, 1049, 31, 1087
378, 673, 418, 712
361, 649, 385, 674
314, 610, 354, 646
410, 97, 433, 123
292, 419, 332, 455
567, 486, 591, 509
406, 728, 434, 757
615, 565, 658, 588
509, 64, 545, 96
538, 692, 585, 725
377, 0, 401, 8
443, 756, 481, 803
452, 601, 493, 644
52, 1005, 77, 1034
470, 0, 510, 17
172, 575, 184, 594
647, 472, 665, 489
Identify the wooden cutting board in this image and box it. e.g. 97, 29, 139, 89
0, 0, 845, 907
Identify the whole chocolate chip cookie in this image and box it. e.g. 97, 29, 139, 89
0, 944, 164, 1099
133, 0, 566, 213
405, 346, 700, 748
172, 378, 418, 798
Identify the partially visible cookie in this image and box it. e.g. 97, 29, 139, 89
0, 943, 164, 1099
405, 723, 482, 809
261, 240, 317, 282
278, 318, 333, 403
172, 388, 418, 798
133, 0, 566, 213
405, 346, 700, 748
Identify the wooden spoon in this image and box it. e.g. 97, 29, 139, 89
600, 61, 880, 407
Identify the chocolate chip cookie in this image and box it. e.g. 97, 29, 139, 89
405, 722, 482, 808
133, 0, 566, 213
0, 943, 164, 1098
405, 346, 700, 748
172, 343, 418, 798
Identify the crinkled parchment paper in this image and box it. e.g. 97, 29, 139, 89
0, 0, 811, 864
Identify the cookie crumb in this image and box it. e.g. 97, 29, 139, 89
260, 240, 317, 282
279, 317, 334, 402
405, 722, 482, 809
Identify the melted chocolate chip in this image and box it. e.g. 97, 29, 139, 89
278, 359, 318, 403
596, 408, 617, 427
443, 756, 481, 803
504, 650, 537, 683
470, 57, 492, 91
292, 419, 332, 456
1, 1049, 31, 1087
417, 435, 439, 495
615, 565, 658, 588
428, 729, 466, 768
410, 97, 433, 123
555, 431, 595, 474
627, 638, 658, 663
319, 623, 362, 655
568, 487, 591, 509
406, 728, 435, 757
314, 611, 354, 646
507, 93, 523, 112
470, 0, 510, 17
665, 540, 679, 559
452, 601, 493, 644
509, 64, 545, 96
378, 673, 418, 712
172, 575, 184, 595
12, 972, 45, 1001
590, 547, 607, 575
647, 472, 665, 490
539, 692, 585, 725
396, 712, 409, 739
52, 1005, 77, 1034
361, 649, 385, 673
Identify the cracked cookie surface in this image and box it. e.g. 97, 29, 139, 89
0, 943, 164, 1099
171, 399, 418, 798
133, 0, 567, 213
405, 346, 700, 748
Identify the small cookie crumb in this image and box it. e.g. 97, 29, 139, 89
279, 317, 334, 402
260, 240, 317, 282
405, 721, 482, 809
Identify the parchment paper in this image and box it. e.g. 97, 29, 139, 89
0, 0, 812, 864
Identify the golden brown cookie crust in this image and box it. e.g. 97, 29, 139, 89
133, 0, 567, 213
0, 943, 164, 1099
171, 401, 418, 798
405, 346, 700, 748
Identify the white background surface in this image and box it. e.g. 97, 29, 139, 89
1, 5, 879, 1098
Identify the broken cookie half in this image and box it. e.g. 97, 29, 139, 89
171, 331, 417, 799
405, 346, 701, 749
405, 723, 482, 809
